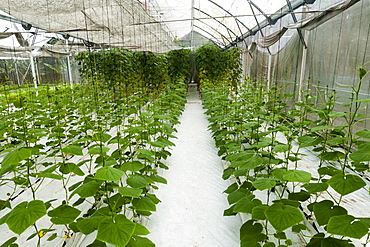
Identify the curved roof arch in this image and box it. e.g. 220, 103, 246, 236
0, 0, 356, 54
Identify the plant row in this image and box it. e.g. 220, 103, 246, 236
201, 70, 370, 247
0, 65, 187, 247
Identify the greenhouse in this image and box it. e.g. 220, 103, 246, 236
0, 0, 369, 246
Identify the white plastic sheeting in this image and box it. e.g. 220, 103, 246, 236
147, 85, 241, 246
0, 0, 178, 53
153, 0, 287, 46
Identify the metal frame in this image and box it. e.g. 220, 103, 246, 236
225, 0, 317, 49
197, 19, 233, 44
194, 7, 239, 43
193, 25, 224, 46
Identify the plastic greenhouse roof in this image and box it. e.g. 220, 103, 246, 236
152, 0, 288, 46
0, 0, 350, 53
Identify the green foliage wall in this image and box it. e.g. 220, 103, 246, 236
166, 49, 191, 83
195, 44, 242, 88
75, 48, 136, 88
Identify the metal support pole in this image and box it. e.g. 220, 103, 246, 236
14, 59, 21, 86
29, 52, 37, 88
191, 0, 195, 50
298, 5, 308, 102
66, 39, 73, 86
242, 49, 249, 79
267, 54, 272, 91
298, 31, 309, 102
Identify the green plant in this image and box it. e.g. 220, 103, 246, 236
202, 68, 370, 246
196, 44, 241, 90
0, 54, 187, 247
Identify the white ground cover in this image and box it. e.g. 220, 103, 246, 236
147, 85, 242, 247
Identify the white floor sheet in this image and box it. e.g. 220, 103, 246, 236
147, 85, 241, 247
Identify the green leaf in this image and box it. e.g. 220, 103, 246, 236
73, 180, 102, 198
0, 212, 9, 226
271, 168, 287, 180
95, 167, 124, 182
328, 174, 365, 196
265, 203, 304, 232
252, 178, 276, 191
313, 200, 347, 226
0, 165, 15, 177
36, 172, 64, 180
318, 166, 341, 176
233, 196, 262, 214
149, 140, 168, 148
288, 191, 311, 201
240, 156, 263, 170
319, 151, 345, 161
227, 188, 249, 204
223, 183, 238, 194
327, 136, 345, 146
149, 175, 167, 184
97, 215, 135, 247
223, 205, 237, 216
321, 237, 355, 247
133, 223, 150, 235
146, 194, 161, 204
273, 144, 290, 153
62, 145, 83, 156
357, 66, 367, 80
349, 149, 370, 162
6, 200, 46, 234
283, 170, 311, 183
136, 149, 155, 156
88, 146, 110, 155
132, 197, 156, 212
0, 237, 17, 247
291, 224, 307, 233
356, 129, 370, 139
222, 167, 234, 180
127, 236, 155, 247
240, 220, 266, 245
298, 135, 323, 148
2, 148, 32, 168
0, 200, 11, 211
328, 111, 347, 118
118, 187, 142, 198
92, 133, 112, 143
225, 150, 254, 162
59, 163, 84, 176
126, 175, 149, 188
306, 233, 325, 247
359, 218, 370, 227
77, 216, 108, 234
327, 215, 368, 239
121, 161, 145, 172
311, 125, 332, 132
252, 205, 268, 220
302, 183, 328, 193
48, 204, 81, 224
274, 199, 300, 208
47, 233, 58, 241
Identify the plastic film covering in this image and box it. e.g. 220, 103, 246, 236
242, 0, 370, 132
0, 0, 178, 53
154, 0, 287, 47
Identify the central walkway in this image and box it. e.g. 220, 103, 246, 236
147, 84, 241, 247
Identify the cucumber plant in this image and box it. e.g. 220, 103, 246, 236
202, 66, 370, 246
0, 48, 187, 247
